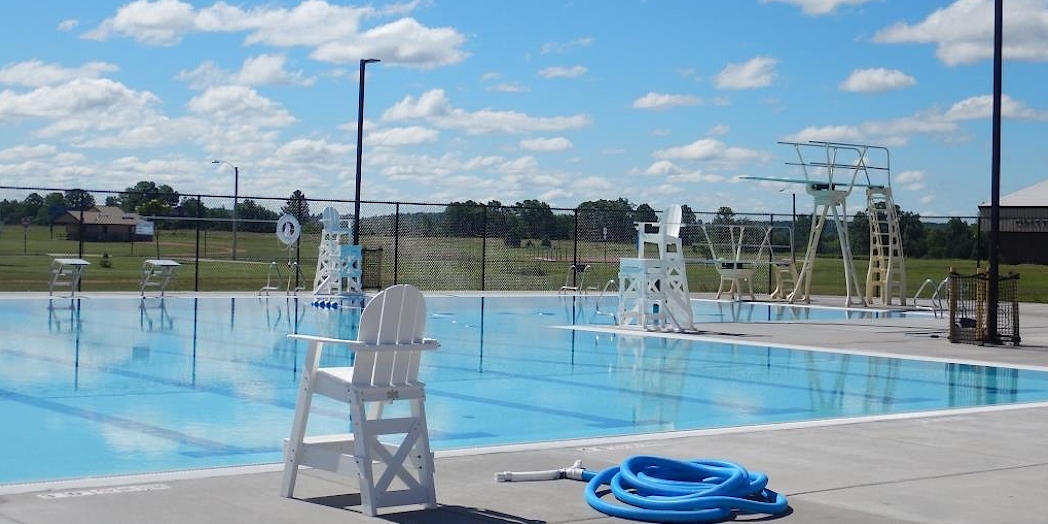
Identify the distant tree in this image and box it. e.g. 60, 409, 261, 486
0, 199, 24, 224
64, 189, 95, 211
712, 206, 735, 225
577, 198, 634, 243
926, 218, 975, 259
849, 210, 870, 257
679, 204, 698, 246
41, 192, 67, 225
236, 199, 280, 233
516, 199, 556, 240
898, 208, 926, 258
282, 190, 311, 224
444, 200, 485, 237
116, 181, 178, 212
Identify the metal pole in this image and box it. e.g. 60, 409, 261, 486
354, 58, 380, 246
232, 166, 239, 261
987, 0, 1003, 343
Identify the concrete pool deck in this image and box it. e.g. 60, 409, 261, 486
3, 293, 1048, 523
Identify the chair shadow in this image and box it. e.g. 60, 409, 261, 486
301, 495, 544, 524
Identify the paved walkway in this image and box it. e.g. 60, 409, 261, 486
3, 295, 1048, 523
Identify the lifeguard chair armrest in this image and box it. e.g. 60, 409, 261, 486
287, 333, 440, 351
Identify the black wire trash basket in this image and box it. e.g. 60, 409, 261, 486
947, 269, 1020, 346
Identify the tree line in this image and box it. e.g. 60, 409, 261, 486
0, 181, 983, 260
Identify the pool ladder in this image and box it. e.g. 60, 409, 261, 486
913, 277, 948, 318
594, 279, 618, 321
261, 261, 306, 296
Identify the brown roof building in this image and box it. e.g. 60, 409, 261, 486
54, 206, 150, 242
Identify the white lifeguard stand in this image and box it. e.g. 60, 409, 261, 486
313, 207, 363, 296
617, 205, 693, 330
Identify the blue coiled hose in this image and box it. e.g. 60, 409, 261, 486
579, 455, 788, 523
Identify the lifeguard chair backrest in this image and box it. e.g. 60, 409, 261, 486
321, 207, 340, 232
353, 284, 428, 386
664, 204, 683, 240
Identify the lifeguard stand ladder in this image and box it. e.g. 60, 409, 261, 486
779, 141, 883, 307
312, 207, 363, 296
865, 185, 907, 305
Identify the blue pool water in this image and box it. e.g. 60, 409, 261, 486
0, 294, 1044, 486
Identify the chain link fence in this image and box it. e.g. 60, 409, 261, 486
0, 185, 986, 294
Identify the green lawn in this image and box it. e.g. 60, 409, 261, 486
2, 225, 1044, 302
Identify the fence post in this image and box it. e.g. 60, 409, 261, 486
194, 194, 202, 291
393, 203, 400, 285
572, 209, 579, 288
481, 204, 487, 291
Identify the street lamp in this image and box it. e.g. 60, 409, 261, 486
354, 58, 380, 246
212, 159, 240, 260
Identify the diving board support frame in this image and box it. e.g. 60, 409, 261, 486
777, 141, 879, 307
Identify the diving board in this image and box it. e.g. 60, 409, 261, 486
744, 141, 891, 307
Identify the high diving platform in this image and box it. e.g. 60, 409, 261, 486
743, 141, 906, 307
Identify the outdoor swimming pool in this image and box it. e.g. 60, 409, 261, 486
2, 294, 1046, 486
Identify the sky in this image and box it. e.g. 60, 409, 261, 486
1, 0, 1047, 218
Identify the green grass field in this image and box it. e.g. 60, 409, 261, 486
2, 225, 1044, 302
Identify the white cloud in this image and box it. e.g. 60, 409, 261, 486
369, 126, 439, 146
382, 89, 591, 134
178, 54, 315, 90
645, 160, 676, 175
238, 54, 315, 86
873, 0, 1048, 66
382, 89, 453, 120
83, 0, 197, 45
540, 37, 593, 54
760, 0, 875, 15
57, 19, 78, 31
520, 137, 573, 152
708, 124, 730, 136
895, 169, 926, 191
839, 68, 917, 93
272, 138, 353, 166
311, 17, 469, 68
652, 138, 767, 165
944, 94, 1048, 120
714, 56, 777, 89
185, 85, 296, 128
631, 92, 701, 110
84, 0, 468, 69
488, 82, 528, 93
0, 60, 119, 88
782, 125, 863, 144
538, 65, 588, 79
0, 77, 158, 123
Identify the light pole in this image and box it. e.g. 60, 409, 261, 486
212, 159, 240, 260
354, 58, 380, 246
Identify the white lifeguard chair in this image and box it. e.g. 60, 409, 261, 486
313, 207, 362, 296
617, 205, 692, 330
281, 284, 439, 516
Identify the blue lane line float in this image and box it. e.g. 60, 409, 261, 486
310, 299, 343, 309
496, 455, 788, 524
